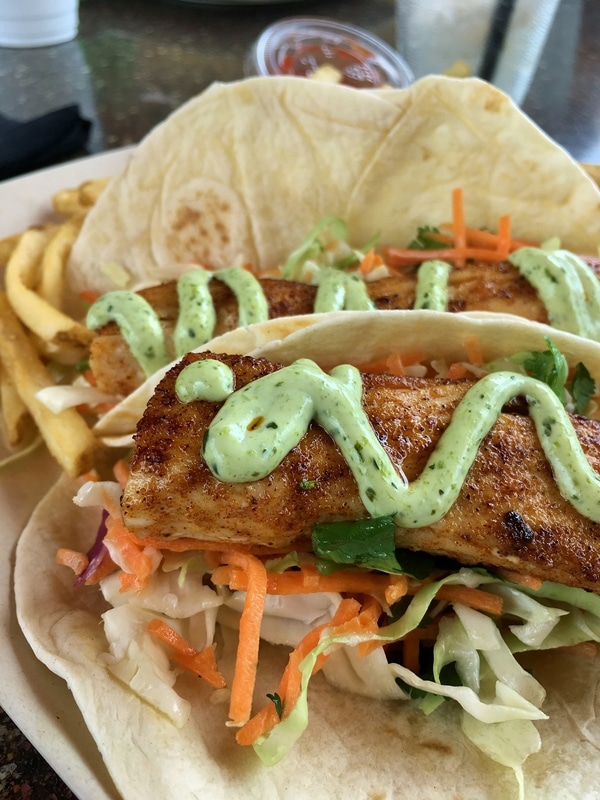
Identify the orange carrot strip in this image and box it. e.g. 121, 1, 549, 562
359, 248, 384, 275
214, 564, 404, 600
147, 619, 226, 688
436, 585, 503, 616
385, 352, 405, 377
463, 334, 484, 365
112, 458, 129, 489
494, 568, 543, 591
384, 574, 409, 606
356, 356, 391, 374
439, 222, 537, 252
104, 519, 157, 587
452, 188, 466, 268
56, 548, 88, 576
236, 598, 360, 746
79, 290, 100, 304
384, 246, 512, 267
224, 551, 268, 726
496, 214, 511, 260
447, 362, 469, 380
83, 554, 118, 585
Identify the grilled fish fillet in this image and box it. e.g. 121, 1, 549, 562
122, 352, 600, 593
91, 257, 600, 396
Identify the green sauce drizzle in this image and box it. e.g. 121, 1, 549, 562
88, 265, 373, 377
177, 358, 600, 527
508, 248, 600, 341
412, 247, 600, 341
315, 270, 375, 312
86, 291, 171, 377
414, 260, 451, 311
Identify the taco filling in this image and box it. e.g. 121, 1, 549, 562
84, 193, 600, 399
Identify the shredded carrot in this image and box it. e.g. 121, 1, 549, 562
359, 247, 384, 275
385, 352, 405, 377
79, 290, 99, 304
83, 369, 97, 387
447, 362, 469, 380
356, 349, 428, 376
496, 214, 511, 260
223, 551, 268, 726
104, 518, 157, 590
147, 618, 226, 688
383, 190, 540, 269
212, 563, 405, 602
452, 188, 466, 268
80, 469, 99, 483
495, 568, 543, 591
384, 245, 515, 267
83, 553, 118, 585
236, 598, 361, 746
439, 222, 537, 252
384, 574, 410, 606
463, 334, 484, 365
56, 548, 88, 576
112, 458, 129, 489
436, 584, 503, 616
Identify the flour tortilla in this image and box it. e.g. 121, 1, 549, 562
15, 311, 600, 799
67, 75, 600, 302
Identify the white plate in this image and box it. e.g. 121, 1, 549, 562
0, 148, 133, 800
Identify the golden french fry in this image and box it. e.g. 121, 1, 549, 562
39, 216, 84, 309
79, 177, 110, 207
0, 362, 34, 448
5, 228, 93, 364
0, 290, 101, 476
52, 177, 110, 217
52, 187, 87, 217
0, 232, 22, 267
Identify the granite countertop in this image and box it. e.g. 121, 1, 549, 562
1, 0, 600, 797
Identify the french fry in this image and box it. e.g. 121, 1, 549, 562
0, 290, 101, 477
52, 177, 110, 216
5, 227, 93, 364
79, 177, 110, 207
39, 215, 84, 308
0, 231, 22, 267
0, 362, 34, 448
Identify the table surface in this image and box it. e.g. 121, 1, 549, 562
1, 0, 600, 797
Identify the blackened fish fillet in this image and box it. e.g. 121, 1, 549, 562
122, 352, 600, 593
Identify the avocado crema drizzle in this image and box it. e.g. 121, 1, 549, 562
86, 266, 374, 378
175, 357, 600, 528
86, 246, 600, 380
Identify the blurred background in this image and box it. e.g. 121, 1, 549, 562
0, 0, 598, 172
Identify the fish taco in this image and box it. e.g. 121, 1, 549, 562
15, 310, 600, 799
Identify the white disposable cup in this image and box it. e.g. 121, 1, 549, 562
0, 0, 79, 48
396, 0, 560, 105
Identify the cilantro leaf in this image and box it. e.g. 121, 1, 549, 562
266, 692, 283, 719
312, 516, 402, 574
521, 337, 568, 401
571, 361, 596, 415
407, 226, 442, 251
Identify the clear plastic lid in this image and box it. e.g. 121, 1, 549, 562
245, 17, 414, 90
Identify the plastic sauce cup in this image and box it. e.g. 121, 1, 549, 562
245, 17, 414, 90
